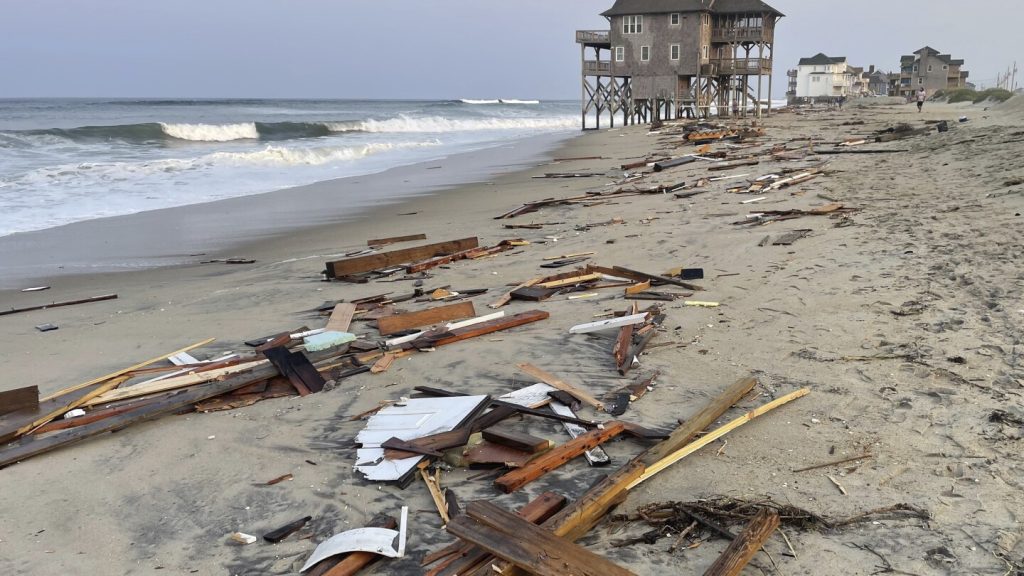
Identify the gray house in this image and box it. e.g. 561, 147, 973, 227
577, 0, 784, 127
895, 47, 969, 98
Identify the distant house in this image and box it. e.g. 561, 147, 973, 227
865, 66, 890, 96
576, 0, 785, 127
895, 46, 969, 97
793, 53, 856, 100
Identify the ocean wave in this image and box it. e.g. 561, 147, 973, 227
205, 140, 439, 166
499, 99, 540, 104
159, 122, 259, 141
326, 115, 576, 133
460, 99, 500, 104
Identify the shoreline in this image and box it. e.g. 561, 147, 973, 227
0, 130, 578, 289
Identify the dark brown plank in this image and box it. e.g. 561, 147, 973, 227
367, 233, 427, 247
494, 422, 626, 493
0, 294, 117, 316
326, 237, 479, 278
263, 516, 312, 543
448, 501, 636, 576
703, 509, 780, 576
376, 301, 476, 335
262, 347, 326, 395
481, 428, 550, 453
0, 386, 38, 416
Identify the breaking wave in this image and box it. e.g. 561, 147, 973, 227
325, 115, 576, 133
159, 122, 259, 141
460, 99, 500, 104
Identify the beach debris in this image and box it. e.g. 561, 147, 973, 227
20, 286, 50, 292
0, 386, 39, 417
703, 509, 780, 576
34, 323, 58, 332
548, 400, 610, 466
481, 428, 551, 453
376, 301, 475, 336
494, 422, 627, 493
732, 203, 851, 226
323, 303, 356, 333
229, 532, 258, 545
324, 237, 479, 279
419, 462, 450, 524
367, 233, 426, 248
354, 395, 489, 484
200, 257, 256, 264
262, 347, 325, 396
569, 312, 649, 335
265, 473, 293, 486
446, 501, 637, 576
304, 331, 356, 352
300, 507, 408, 572
516, 362, 604, 411
1, 293, 118, 317
683, 300, 720, 307
263, 516, 311, 543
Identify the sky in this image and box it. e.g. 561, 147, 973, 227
0, 0, 1020, 100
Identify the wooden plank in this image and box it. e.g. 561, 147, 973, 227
367, 233, 427, 247
463, 441, 536, 468
0, 293, 118, 317
611, 266, 705, 292
509, 286, 559, 301
377, 301, 476, 336
325, 237, 479, 278
324, 303, 357, 333
538, 273, 601, 289
703, 509, 780, 576
448, 501, 636, 576
568, 313, 648, 335
410, 310, 548, 348
549, 401, 610, 466
482, 428, 550, 453
263, 516, 312, 543
489, 277, 541, 309
40, 338, 216, 402
516, 363, 604, 411
493, 421, 626, 493
0, 386, 38, 416
628, 388, 809, 488
262, 348, 326, 396
420, 464, 450, 525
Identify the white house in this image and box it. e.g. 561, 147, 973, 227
794, 53, 856, 99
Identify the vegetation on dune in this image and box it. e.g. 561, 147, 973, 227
932, 87, 1014, 103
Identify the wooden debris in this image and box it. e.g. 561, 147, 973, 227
491, 277, 542, 308
1, 293, 118, 317
482, 428, 550, 453
462, 440, 537, 469
262, 347, 326, 396
409, 310, 549, 349
447, 501, 637, 576
569, 313, 648, 335
305, 515, 398, 576
702, 509, 779, 576
376, 301, 476, 335
263, 516, 312, 543
772, 229, 812, 245
324, 303, 357, 333
493, 421, 626, 493
510, 286, 559, 302
0, 386, 38, 416
266, 473, 293, 485
325, 237, 479, 279
368, 233, 427, 247
792, 452, 873, 473
420, 462, 450, 524
370, 353, 397, 374
550, 401, 610, 466
516, 363, 604, 411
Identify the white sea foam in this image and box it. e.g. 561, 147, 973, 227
205, 140, 439, 166
159, 122, 259, 141
460, 99, 500, 104
499, 99, 540, 104
325, 115, 575, 133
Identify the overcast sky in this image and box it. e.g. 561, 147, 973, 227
0, 0, 1019, 99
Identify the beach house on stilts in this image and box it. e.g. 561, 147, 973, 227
576, 0, 783, 128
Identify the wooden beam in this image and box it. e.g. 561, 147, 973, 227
262, 347, 326, 396
611, 266, 705, 292
81, 360, 269, 407
448, 501, 636, 576
516, 363, 604, 411
0, 293, 118, 317
702, 509, 780, 576
493, 421, 626, 493
368, 233, 427, 247
628, 388, 810, 489
376, 301, 476, 336
0, 386, 38, 416
410, 310, 548, 348
325, 237, 479, 278
490, 277, 542, 309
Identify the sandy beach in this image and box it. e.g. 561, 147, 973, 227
1, 97, 1023, 575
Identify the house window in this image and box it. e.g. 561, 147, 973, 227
813, 76, 820, 83
670, 44, 680, 60
623, 15, 643, 34
927, 65, 932, 72
918, 78, 924, 85
702, 45, 708, 59
614, 46, 624, 62
913, 65, 918, 72
942, 65, 948, 70
670, 13, 680, 25
640, 46, 650, 62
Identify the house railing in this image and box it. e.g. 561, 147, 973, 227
710, 58, 771, 74
582, 60, 612, 75
711, 27, 765, 42
576, 30, 610, 44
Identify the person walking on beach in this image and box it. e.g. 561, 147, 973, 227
916, 88, 926, 112
838, 95, 846, 110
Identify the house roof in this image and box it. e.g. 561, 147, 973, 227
601, 0, 782, 17
798, 53, 846, 66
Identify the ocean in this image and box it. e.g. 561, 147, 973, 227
0, 98, 579, 238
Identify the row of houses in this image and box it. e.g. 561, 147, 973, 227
786, 46, 971, 103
